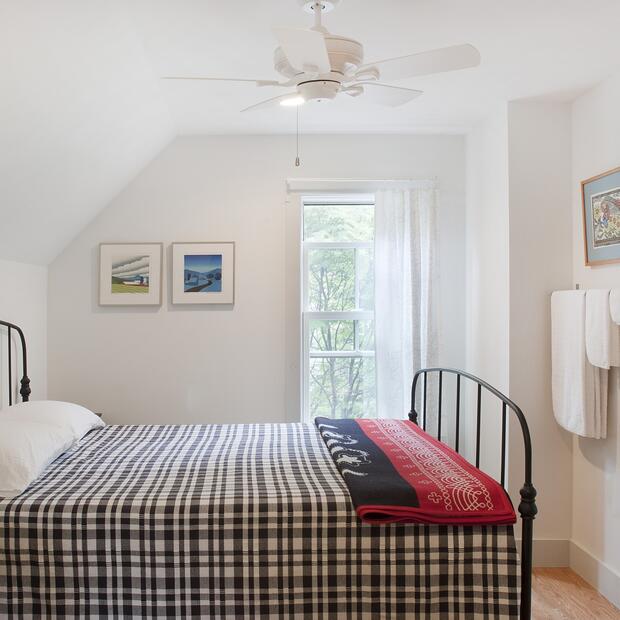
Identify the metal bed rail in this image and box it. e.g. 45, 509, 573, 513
0, 319, 31, 407
410, 368, 537, 620
2, 323, 535, 617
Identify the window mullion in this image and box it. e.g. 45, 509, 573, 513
354, 247, 360, 311
302, 245, 309, 312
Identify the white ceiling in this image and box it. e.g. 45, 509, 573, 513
1, 0, 620, 264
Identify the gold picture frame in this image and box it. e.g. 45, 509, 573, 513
581, 166, 620, 266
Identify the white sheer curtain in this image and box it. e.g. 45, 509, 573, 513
374, 185, 438, 420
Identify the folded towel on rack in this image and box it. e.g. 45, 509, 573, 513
611, 289, 620, 325
585, 289, 620, 369
551, 290, 608, 438
596, 366, 609, 439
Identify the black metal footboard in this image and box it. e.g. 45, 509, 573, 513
0, 319, 31, 407
409, 368, 537, 620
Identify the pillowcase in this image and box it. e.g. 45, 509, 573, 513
0, 401, 105, 499
1, 400, 104, 440
0, 416, 75, 499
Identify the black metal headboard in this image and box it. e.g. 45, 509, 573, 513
410, 368, 537, 620
0, 319, 31, 406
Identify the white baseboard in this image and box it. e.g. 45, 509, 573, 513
532, 538, 570, 567
516, 538, 620, 610
569, 541, 620, 610
515, 538, 569, 567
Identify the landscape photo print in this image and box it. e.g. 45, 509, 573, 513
111, 255, 150, 294
184, 254, 222, 293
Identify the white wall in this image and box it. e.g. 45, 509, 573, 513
466, 102, 575, 561
0, 259, 47, 406
506, 102, 574, 554
570, 71, 620, 596
48, 134, 466, 425
465, 106, 510, 474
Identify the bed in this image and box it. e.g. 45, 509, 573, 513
0, 319, 537, 619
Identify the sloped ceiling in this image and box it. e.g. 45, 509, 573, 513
2, 0, 620, 264
0, 1, 174, 264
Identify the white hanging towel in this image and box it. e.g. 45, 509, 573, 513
610, 289, 620, 325
585, 289, 620, 369
551, 290, 608, 438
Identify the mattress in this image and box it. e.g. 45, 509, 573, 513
0, 423, 519, 618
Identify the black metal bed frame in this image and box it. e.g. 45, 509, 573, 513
2, 321, 535, 618
409, 368, 537, 620
0, 319, 31, 406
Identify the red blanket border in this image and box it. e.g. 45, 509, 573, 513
356, 419, 516, 525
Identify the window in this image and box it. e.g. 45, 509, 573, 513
302, 197, 376, 421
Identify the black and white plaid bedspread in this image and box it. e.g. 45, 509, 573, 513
0, 424, 519, 618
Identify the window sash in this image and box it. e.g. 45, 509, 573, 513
303, 348, 376, 421
303, 313, 375, 357
302, 243, 373, 313
301, 204, 376, 421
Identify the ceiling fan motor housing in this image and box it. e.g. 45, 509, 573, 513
298, 79, 341, 102
324, 35, 363, 75
274, 34, 363, 80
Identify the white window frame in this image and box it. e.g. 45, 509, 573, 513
301, 195, 376, 421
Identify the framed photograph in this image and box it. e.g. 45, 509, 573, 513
582, 166, 620, 266
172, 242, 235, 305
99, 243, 163, 306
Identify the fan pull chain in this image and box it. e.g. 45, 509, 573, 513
295, 105, 301, 167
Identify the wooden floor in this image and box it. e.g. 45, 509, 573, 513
532, 568, 620, 619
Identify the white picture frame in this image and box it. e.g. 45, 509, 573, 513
99, 243, 163, 306
172, 242, 235, 305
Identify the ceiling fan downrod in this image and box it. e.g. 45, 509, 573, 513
300, 0, 339, 30
312, 2, 324, 30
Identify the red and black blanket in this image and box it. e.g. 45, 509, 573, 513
315, 417, 516, 525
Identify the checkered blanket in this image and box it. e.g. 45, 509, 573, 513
1, 424, 519, 618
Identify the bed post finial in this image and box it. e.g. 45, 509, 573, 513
20, 375, 31, 402
518, 483, 537, 620
519, 483, 537, 520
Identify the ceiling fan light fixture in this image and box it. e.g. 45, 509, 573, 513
280, 95, 306, 107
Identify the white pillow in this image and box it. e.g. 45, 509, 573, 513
0, 416, 75, 499
2, 400, 104, 440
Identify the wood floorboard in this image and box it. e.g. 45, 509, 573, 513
532, 568, 620, 619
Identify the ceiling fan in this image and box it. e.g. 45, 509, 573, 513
163, 0, 481, 112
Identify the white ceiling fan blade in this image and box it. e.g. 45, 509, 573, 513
273, 27, 331, 74
360, 44, 481, 82
162, 76, 284, 87
355, 83, 423, 107
241, 92, 300, 113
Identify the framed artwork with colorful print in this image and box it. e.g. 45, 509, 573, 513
582, 166, 620, 266
99, 243, 163, 306
172, 242, 235, 305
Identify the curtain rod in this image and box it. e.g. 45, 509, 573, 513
286, 178, 438, 193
